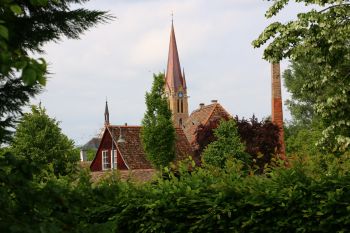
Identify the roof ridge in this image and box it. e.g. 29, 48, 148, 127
109, 125, 141, 128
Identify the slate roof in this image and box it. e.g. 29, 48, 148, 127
183, 103, 232, 144
108, 126, 193, 169
81, 137, 101, 150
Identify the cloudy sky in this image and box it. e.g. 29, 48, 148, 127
32, 0, 309, 145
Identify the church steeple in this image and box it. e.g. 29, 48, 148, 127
165, 20, 189, 128
165, 21, 186, 92
104, 100, 110, 126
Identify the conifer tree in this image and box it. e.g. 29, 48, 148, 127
141, 73, 175, 169
0, 0, 111, 144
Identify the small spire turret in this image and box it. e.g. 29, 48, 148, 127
104, 100, 110, 126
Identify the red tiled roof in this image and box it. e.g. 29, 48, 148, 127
90, 169, 156, 183
183, 103, 232, 143
107, 126, 193, 169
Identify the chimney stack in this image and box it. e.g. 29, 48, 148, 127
211, 100, 218, 103
199, 103, 205, 109
271, 63, 286, 160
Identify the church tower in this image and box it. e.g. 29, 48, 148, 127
165, 21, 189, 128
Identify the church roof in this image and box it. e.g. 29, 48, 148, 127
183, 103, 232, 144
107, 126, 193, 169
165, 22, 186, 92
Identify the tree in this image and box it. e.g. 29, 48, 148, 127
0, 0, 111, 144
283, 59, 325, 155
11, 105, 79, 181
193, 115, 280, 171
236, 116, 280, 172
141, 73, 176, 169
202, 119, 250, 169
253, 0, 350, 153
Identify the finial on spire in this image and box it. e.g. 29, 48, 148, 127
171, 11, 174, 25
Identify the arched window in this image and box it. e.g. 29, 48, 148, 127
177, 99, 180, 113
179, 118, 183, 127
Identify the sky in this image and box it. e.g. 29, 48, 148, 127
32, 0, 310, 145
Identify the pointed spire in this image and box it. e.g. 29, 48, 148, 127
104, 100, 110, 126
182, 67, 187, 89
165, 20, 185, 92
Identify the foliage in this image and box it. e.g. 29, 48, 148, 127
82, 153, 350, 233
141, 73, 176, 169
202, 119, 250, 168
283, 59, 320, 126
86, 148, 97, 161
2, 144, 350, 232
0, 0, 112, 144
236, 116, 280, 172
285, 121, 323, 156
193, 115, 280, 172
11, 105, 79, 181
253, 0, 350, 152
192, 115, 229, 158
282, 57, 326, 155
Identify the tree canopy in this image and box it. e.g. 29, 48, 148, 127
202, 119, 250, 169
11, 105, 79, 181
0, 0, 112, 144
141, 73, 176, 169
253, 0, 350, 153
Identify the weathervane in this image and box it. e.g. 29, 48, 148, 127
171, 11, 174, 24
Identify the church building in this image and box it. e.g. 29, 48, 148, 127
90, 21, 243, 172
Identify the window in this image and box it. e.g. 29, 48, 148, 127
177, 99, 180, 113
181, 99, 183, 113
179, 118, 183, 127
111, 150, 117, 169
102, 150, 110, 170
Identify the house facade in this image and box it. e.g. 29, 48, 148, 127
90, 125, 193, 171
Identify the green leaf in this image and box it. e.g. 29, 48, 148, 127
22, 68, 37, 85
0, 25, 9, 40
30, 0, 48, 6
10, 5, 23, 15
37, 75, 47, 86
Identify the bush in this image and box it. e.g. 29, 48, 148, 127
202, 119, 250, 168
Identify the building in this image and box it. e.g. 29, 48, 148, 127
90, 123, 193, 171
90, 21, 235, 172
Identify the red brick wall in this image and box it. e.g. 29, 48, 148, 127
271, 63, 286, 160
90, 129, 128, 171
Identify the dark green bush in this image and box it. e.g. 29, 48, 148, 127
1, 152, 349, 232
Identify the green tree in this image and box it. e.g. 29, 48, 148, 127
0, 0, 111, 144
202, 119, 250, 169
141, 73, 175, 169
11, 105, 78, 181
283, 59, 324, 155
253, 0, 350, 153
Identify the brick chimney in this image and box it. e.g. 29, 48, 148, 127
199, 103, 205, 109
271, 63, 286, 160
